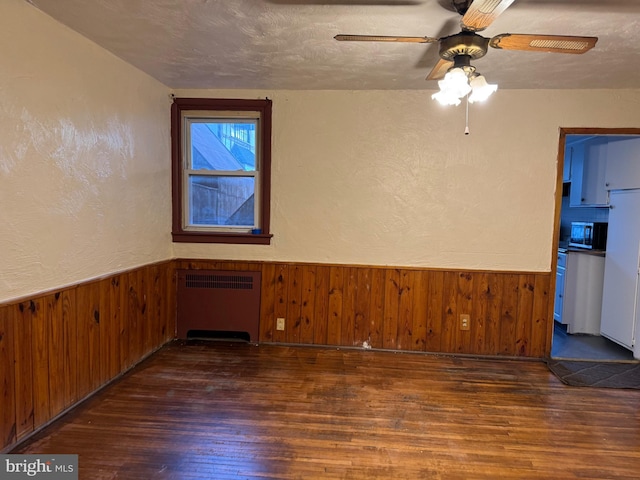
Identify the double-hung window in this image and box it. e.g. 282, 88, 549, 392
171, 98, 272, 244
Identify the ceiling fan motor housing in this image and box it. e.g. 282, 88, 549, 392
439, 32, 489, 61
451, 0, 474, 16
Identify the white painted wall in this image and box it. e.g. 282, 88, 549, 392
0, 0, 172, 303
4, 1, 640, 305
173, 88, 640, 272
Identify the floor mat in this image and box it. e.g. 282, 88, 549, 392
547, 359, 640, 389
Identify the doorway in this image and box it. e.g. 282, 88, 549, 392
550, 128, 640, 361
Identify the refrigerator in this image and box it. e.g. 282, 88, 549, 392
600, 189, 640, 359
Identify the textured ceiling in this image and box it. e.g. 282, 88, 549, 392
25, 0, 640, 90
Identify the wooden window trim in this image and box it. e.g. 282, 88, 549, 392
171, 98, 273, 245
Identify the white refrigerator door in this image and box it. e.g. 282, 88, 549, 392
600, 189, 640, 351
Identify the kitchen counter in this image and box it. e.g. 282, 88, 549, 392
565, 248, 606, 257
558, 242, 605, 257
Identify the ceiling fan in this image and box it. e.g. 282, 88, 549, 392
334, 0, 598, 95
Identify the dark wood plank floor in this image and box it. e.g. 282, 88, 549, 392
12, 341, 640, 479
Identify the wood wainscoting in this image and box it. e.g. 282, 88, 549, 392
1, 258, 553, 452
0, 261, 176, 451
175, 260, 552, 359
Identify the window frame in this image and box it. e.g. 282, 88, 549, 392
171, 98, 272, 245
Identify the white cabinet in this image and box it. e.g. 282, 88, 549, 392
563, 145, 572, 182
563, 252, 605, 335
601, 189, 640, 356
569, 138, 609, 207
554, 250, 605, 335
554, 252, 566, 323
604, 137, 640, 191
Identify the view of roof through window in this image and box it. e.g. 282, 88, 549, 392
189, 120, 257, 228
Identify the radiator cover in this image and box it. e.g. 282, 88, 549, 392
176, 269, 261, 341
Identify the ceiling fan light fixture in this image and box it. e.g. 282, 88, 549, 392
468, 73, 498, 103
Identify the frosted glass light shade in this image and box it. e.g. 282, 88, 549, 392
440, 68, 472, 98
468, 74, 498, 103
431, 67, 472, 106
431, 90, 462, 106
431, 68, 498, 106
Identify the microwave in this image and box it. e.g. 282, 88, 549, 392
569, 221, 608, 250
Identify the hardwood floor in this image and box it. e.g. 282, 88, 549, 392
12, 341, 640, 479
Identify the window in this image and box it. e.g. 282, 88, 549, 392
171, 98, 272, 244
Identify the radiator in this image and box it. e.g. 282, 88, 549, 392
176, 269, 261, 341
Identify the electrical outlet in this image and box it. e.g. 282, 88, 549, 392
276, 317, 285, 331
460, 314, 470, 331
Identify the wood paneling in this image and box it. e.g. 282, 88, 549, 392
313, 266, 330, 345
174, 259, 553, 360
62, 289, 78, 409
259, 263, 276, 342
13, 301, 34, 440
2, 258, 553, 453
31, 298, 50, 428
411, 270, 428, 352
327, 266, 344, 346
286, 264, 302, 343
484, 273, 502, 355
531, 274, 551, 358
75, 281, 99, 398
107, 277, 122, 381
397, 269, 413, 351
273, 263, 289, 344
0, 305, 16, 447
425, 270, 444, 352
165, 262, 177, 341
125, 270, 141, 369
367, 268, 385, 349
47, 293, 65, 419
382, 268, 400, 349
0, 261, 173, 452
299, 266, 316, 344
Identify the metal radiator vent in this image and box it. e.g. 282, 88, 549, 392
185, 273, 254, 290
176, 269, 261, 341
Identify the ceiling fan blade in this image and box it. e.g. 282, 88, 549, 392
461, 0, 516, 32
334, 34, 437, 43
489, 34, 598, 54
426, 58, 454, 80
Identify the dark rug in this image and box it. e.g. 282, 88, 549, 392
547, 359, 640, 389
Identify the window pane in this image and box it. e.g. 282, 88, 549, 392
188, 176, 255, 227
190, 121, 256, 171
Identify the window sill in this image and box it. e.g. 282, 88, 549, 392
172, 231, 273, 245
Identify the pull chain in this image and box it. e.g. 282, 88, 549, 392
464, 94, 470, 135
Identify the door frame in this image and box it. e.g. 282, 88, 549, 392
549, 127, 640, 356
